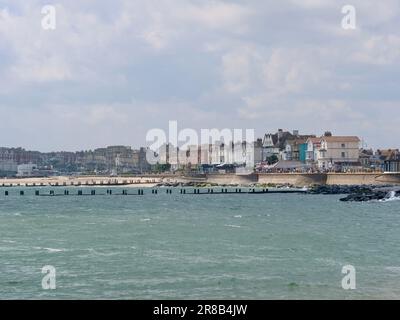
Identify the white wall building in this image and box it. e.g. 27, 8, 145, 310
16, 164, 38, 177
306, 137, 322, 163
315, 136, 361, 169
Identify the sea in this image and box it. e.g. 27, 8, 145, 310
0, 187, 399, 300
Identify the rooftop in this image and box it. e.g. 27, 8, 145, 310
320, 136, 360, 143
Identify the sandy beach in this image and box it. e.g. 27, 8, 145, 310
0, 176, 170, 188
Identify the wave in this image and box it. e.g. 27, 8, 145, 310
33, 247, 65, 253
380, 191, 400, 202
224, 224, 241, 228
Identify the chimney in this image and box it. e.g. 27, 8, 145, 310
277, 129, 283, 140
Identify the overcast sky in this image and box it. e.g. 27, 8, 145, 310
0, 0, 399, 151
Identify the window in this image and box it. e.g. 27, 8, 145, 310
341, 152, 346, 158
341, 143, 346, 148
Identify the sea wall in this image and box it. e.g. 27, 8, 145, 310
326, 173, 400, 186
257, 173, 326, 186
205, 173, 258, 185
205, 173, 400, 186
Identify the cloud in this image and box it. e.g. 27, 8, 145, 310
289, 0, 336, 9
352, 34, 400, 65
0, 0, 399, 150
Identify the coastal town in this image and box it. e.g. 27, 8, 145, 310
1, 1, 400, 304
0, 129, 399, 178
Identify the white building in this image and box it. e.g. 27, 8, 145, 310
262, 133, 280, 159
317, 136, 360, 169
152, 140, 261, 171
306, 137, 322, 164
17, 164, 38, 177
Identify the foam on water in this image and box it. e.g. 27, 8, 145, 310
380, 191, 400, 202
33, 247, 66, 253
224, 224, 241, 228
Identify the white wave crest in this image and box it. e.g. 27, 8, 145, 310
380, 191, 400, 202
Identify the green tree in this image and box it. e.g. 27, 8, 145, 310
266, 155, 279, 165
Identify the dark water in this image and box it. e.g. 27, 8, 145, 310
0, 187, 399, 299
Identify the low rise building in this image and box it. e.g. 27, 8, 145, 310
16, 164, 38, 177
306, 137, 322, 164
262, 129, 294, 160
376, 149, 400, 172
283, 138, 313, 162
359, 149, 374, 169
0, 161, 18, 176
263, 130, 315, 162
317, 135, 361, 169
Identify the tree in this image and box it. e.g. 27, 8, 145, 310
153, 163, 171, 173
266, 155, 279, 165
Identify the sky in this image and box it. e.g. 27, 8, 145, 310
0, 0, 399, 152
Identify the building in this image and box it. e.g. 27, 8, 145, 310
262, 130, 315, 162
306, 137, 322, 164
359, 149, 374, 169
151, 138, 261, 172
1, 147, 42, 176
16, 164, 39, 177
383, 151, 400, 172
0, 161, 18, 176
316, 135, 361, 169
0, 147, 42, 165
376, 149, 400, 172
283, 138, 312, 162
252, 139, 263, 165
262, 129, 294, 160
136, 147, 151, 172
263, 160, 311, 172
299, 142, 308, 163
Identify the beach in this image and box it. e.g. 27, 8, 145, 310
0, 176, 165, 188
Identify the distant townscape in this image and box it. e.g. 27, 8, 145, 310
0, 146, 150, 177
1, 129, 399, 177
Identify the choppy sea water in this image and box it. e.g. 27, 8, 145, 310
0, 187, 399, 300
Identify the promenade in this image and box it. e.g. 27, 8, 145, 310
1, 172, 400, 187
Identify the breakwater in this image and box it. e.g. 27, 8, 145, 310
1, 187, 308, 198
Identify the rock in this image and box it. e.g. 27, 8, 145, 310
340, 190, 391, 202
307, 184, 393, 196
